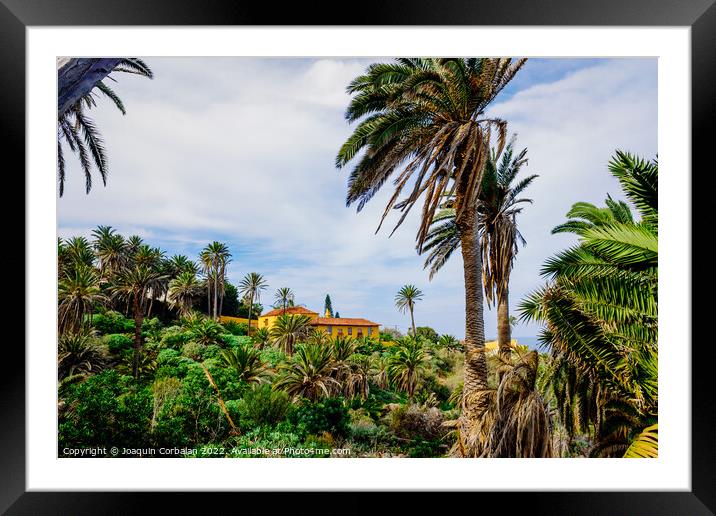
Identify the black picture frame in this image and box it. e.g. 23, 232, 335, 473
3, 0, 710, 513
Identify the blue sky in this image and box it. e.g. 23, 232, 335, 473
58, 57, 657, 340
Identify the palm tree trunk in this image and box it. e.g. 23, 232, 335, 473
497, 289, 512, 363
213, 269, 218, 320
247, 293, 254, 337
457, 216, 489, 456
132, 294, 143, 379
410, 306, 417, 338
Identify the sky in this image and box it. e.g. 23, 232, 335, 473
57, 57, 657, 340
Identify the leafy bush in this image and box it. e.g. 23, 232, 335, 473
155, 348, 194, 379
181, 342, 203, 360
234, 384, 289, 430
202, 344, 223, 361
104, 333, 133, 355
288, 398, 349, 438
223, 321, 248, 336
387, 404, 445, 441
92, 311, 135, 335
260, 347, 287, 368
59, 370, 151, 452
159, 329, 192, 351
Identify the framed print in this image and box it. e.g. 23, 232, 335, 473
3, 0, 712, 513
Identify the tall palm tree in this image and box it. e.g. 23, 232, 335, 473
199, 242, 232, 320
395, 284, 423, 337
109, 265, 167, 378
421, 139, 537, 363
63, 236, 95, 272
239, 272, 267, 336
519, 151, 658, 458
336, 58, 526, 448
57, 58, 153, 196
91, 225, 126, 279
167, 271, 202, 317
478, 141, 537, 362
58, 264, 107, 334
269, 314, 312, 355
160, 254, 198, 314
274, 287, 295, 313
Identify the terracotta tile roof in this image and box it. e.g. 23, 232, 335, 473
312, 317, 380, 327
259, 306, 318, 318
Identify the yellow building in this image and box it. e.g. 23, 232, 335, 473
257, 306, 380, 340
218, 315, 257, 327
484, 339, 528, 355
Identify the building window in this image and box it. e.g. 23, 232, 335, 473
326, 326, 332, 335
263, 319, 268, 326
366, 328, 372, 336
337, 329, 343, 336
348, 327, 352, 335
357, 331, 363, 338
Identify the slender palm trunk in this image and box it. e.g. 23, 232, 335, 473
409, 305, 417, 338
457, 215, 489, 455
497, 288, 512, 362
247, 293, 255, 337
132, 294, 143, 379
206, 279, 211, 318
147, 294, 154, 318
213, 268, 218, 320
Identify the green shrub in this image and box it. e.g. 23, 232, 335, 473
59, 370, 151, 452
260, 347, 287, 368
160, 329, 193, 351
288, 398, 349, 438
156, 348, 194, 379
202, 344, 223, 361
223, 321, 248, 336
92, 311, 135, 334
103, 334, 133, 355
181, 342, 203, 360
234, 384, 289, 430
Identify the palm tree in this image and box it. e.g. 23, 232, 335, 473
274, 343, 339, 401
221, 344, 269, 385
189, 318, 225, 347
57, 58, 153, 196
270, 314, 312, 355
519, 151, 658, 458
394, 285, 423, 337
58, 264, 107, 334
551, 195, 634, 236
465, 350, 553, 457
274, 287, 295, 313
109, 265, 166, 378
58, 329, 108, 383
336, 58, 526, 448
251, 327, 271, 349
91, 225, 126, 279
168, 271, 202, 317
199, 242, 232, 320
386, 339, 427, 399
239, 272, 268, 336
438, 334, 461, 352
478, 140, 537, 362
422, 140, 537, 364
63, 236, 95, 272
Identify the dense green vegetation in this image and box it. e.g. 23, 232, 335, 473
57, 57, 657, 459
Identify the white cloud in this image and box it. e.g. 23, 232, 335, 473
58, 58, 657, 338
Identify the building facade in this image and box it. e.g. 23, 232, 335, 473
257, 306, 380, 339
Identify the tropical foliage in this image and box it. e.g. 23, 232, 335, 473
519, 152, 658, 457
